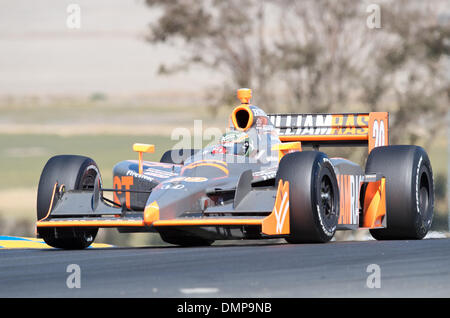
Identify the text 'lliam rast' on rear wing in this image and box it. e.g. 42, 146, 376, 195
267, 112, 389, 152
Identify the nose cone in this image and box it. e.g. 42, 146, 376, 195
143, 201, 159, 226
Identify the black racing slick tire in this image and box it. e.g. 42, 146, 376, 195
37, 155, 100, 249
160, 149, 198, 164
276, 151, 340, 243
366, 146, 434, 240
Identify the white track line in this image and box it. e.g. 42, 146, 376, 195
179, 288, 219, 295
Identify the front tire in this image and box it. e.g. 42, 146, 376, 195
37, 155, 100, 249
276, 151, 339, 243
366, 146, 434, 240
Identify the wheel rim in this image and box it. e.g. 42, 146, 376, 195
76, 165, 100, 242
80, 167, 98, 190
419, 171, 431, 222
319, 175, 336, 229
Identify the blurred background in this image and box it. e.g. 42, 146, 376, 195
0, 0, 448, 246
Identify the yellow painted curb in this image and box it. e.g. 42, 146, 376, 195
0, 236, 112, 249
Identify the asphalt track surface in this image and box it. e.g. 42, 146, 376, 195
0, 238, 449, 297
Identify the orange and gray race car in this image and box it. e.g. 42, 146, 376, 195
35, 88, 434, 249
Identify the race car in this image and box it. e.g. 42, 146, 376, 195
35, 88, 434, 249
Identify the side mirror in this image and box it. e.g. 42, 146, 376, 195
133, 143, 155, 174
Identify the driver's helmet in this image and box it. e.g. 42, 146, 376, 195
212, 130, 254, 157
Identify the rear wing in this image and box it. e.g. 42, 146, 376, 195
268, 112, 388, 152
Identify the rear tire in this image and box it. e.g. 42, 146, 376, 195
276, 151, 339, 243
366, 146, 434, 240
37, 155, 100, 249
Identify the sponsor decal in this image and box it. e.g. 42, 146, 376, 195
250, 106, 268, 117
161, 183, 185, 190
364, 174, 378, 181
415, 156, 423, 215
337, 174, 362, 225
268, 114, 369, 136
144, 167, 177, 179
317, 204, 335, 236
368, 112, 389, 151
372, 119, 386, 147
126, 170, 154, 182
221, 131, 248, 144
275, 185, 289, 234
113, 176, 133, 208
262, 180, 290, 235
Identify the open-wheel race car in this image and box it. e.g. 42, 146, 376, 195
36, 88, 434, 249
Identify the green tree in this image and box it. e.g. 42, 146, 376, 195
145, 0, 449, 143
146, 0, 278, 109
